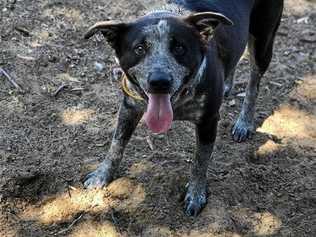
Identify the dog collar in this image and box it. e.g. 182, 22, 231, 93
121, 74, 144, 101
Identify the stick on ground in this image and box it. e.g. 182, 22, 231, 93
53, 212, 84, 235
0, 68, 23, 92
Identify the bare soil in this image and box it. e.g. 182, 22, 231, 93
0, 0, 315, 236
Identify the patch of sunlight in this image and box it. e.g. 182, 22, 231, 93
0, 96, 24, 114
0, 219, 17, 237
252, 212, 282, 236
43, 7, 83, 26
257, 105, 316, 139
30, 30, 57, 47
290, 75, 316, 102
30, 40, 43, 48
70, 220, 120, 237
142, 226, 173, 237
285, 0, 315, 14
107, 177, 146, 212
232, 209, 281, 236
20, 178, 145, 225
62, 108, 95, 125
21, 189, 107, 224
182, 230, 241, 237
57, 73, 80, 83
128, 160, 155, 177
256, 140, 280, 157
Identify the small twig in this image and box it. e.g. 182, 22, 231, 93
52, 85, 84, 97
53, 213, 84, 235
68, 185, 77, 191
15, 26, 31, 37
17, 54, 35, 61
268, 81, 283, 87
0, 68, 23, 92
110, 208, 119, 226
146, 136, 154, 150
70, 87, 84, 92
67, 185, 72, 198
52, 84, 69, 97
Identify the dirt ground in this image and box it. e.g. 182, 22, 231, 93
0, 0, 315, 236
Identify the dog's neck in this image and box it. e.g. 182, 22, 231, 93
172, 55, 207, 103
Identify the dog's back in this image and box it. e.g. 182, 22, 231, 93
172, 0, 283, 74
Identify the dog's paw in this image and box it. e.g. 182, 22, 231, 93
184, 183, 207, 217
83, 161, 113, 189
232, 116, 254, 142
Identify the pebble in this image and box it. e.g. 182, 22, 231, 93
300, 29, 316, 43
297, 16, 309, 24
228, 99, 236, 107
237, 92, 246, 97
94, 62, 105, 72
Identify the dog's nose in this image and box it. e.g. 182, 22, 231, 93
148, 72, 172, 93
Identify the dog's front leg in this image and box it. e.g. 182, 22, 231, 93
84, 97, 143, 189
184, 117, 218, 216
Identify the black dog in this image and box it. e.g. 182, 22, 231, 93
83, 0, 283, 216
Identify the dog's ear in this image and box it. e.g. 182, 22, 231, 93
84, 21, 128, 48
184, 12, 233, 40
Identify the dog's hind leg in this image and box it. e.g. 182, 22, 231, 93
84, 97, 143, 189
224, 67, 236, 97
232, 1, 283, 142
184, 116, 218, 216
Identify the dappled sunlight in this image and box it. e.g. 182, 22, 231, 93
257, 74, 316, 152
70, 220, 120, 237
256, 140, 281, 158
290, 75, 316, 103
30, 30, 57, 48
43, 7, 83, 27
285, 0, 315, 14
21, 189, 107, 224
128, 160, 155, 177
61, 108, 95, 125
257, 105, 316, 140
57, 73, 80, 83
141, 226, 173, 237
253, 212, 282, 236
20, 178, 145, 225
0, 217, 17, 237
106, 177, 146, 212
232, 209, 282, 236
181, 230, 241, 237
0, 96, 25, 114
142, 225, 242, 237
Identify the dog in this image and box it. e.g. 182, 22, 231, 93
83, 0, 284, 216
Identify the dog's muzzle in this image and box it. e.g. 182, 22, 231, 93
148, 71, 173, 94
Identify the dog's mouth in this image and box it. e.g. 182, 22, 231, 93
125, 74, 189, 134
143, 93, 173, 134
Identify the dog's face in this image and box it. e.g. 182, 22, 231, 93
85, 11, 232, 133
122, 18, 195, 96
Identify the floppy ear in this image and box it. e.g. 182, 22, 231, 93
184, 12, 233, 40
84, 21, 128, 48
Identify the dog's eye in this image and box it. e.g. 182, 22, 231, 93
172, 43, 186, 56
134, 44, 146, 56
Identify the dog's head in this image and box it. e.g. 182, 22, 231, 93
85, 11, 232, 133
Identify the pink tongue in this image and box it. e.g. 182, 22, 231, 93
144, 94, 173, 133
